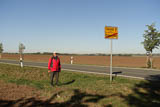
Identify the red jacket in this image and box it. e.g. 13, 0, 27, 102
48, 56, 61, 72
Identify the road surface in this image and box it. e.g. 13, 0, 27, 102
0, 59, 160, 81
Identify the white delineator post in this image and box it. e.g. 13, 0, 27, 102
110, 39, 113, 82
20, 57, 23, 68
71, 56, 73, 64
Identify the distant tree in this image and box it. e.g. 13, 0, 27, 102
19, 43, 25, 59
36, 52, 41, 54
0, 43, 3, 58
141, 23, 160, 68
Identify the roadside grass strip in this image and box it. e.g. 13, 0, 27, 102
0, 63, 160, 107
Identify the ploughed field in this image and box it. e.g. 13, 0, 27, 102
2, 54, 160, 69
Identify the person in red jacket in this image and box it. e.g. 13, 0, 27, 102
48, 52, 61, 86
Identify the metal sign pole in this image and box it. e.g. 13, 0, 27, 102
105, 26, 118, 83
110, 39, 113, 83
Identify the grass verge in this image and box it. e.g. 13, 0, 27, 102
0, 63, 160, 107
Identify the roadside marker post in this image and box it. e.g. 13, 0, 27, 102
104, 26, 118, 83
20, 57, 23, 68
71, 56, 73, 64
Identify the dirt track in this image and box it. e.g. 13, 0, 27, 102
2, 54, 160, 68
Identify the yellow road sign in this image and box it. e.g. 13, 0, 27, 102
105, 26, 118, 39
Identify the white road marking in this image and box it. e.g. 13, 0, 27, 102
0, 62, 145, 80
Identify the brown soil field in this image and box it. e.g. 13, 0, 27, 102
0, 80, 74, 107
0, 80, 45, 107
1, 54, 160, 69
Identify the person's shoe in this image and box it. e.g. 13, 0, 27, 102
56, 83, 60, 86
51, 83, 54, 87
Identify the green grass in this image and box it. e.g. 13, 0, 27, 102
0, 63, 159, 107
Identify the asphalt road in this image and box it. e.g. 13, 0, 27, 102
0, 59, 160, 81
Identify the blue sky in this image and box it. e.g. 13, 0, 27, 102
0, 0, 160, 54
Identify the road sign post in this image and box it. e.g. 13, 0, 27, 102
110, 39, 112, 82
104, 26, 118, 83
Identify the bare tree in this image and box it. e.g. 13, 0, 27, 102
19, 43, 25, 68
19, 43, 25, 59
0, 43, 3, 59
